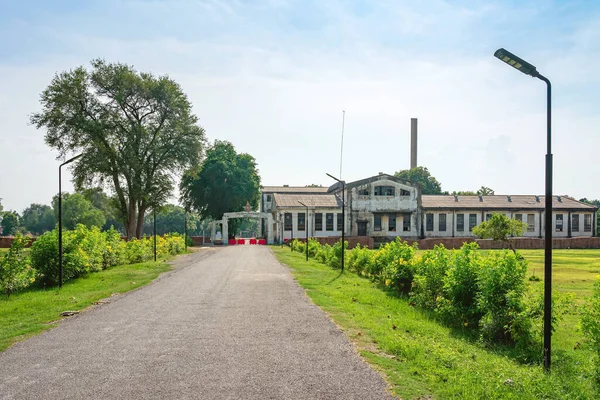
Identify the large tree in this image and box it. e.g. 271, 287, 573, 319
0, 212, 20, 236
21, 204, 56, 235
30, 59, 206, 239
394, 167, 443, 195
180, 141, 261, 237
473, 213, 526, 253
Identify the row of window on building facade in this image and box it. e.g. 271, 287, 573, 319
283, 212, 593, 233
426, 212, 592, 233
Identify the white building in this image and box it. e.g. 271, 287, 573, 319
261, 173, 598, 243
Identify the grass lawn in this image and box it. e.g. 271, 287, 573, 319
272, 247, 599, 399
0, 261, 171, 352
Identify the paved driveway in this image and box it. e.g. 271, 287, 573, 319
0, 246, 393, 399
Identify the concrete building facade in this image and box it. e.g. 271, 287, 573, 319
262, 173, 598, 243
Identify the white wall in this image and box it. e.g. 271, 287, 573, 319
277, 208, 344, 241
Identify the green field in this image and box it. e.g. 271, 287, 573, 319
0, 261, 171, 351
272, 247, 599, 399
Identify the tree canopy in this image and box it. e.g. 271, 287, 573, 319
30, 59, 206, 239
180, 140, 261, 236
0, 212, 20, 236
394, 167, 443, 195
473, 213, 526, 253
21, 204, 56, 235
52, 193, 106, 230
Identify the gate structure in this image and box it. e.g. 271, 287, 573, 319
210, 211, 277, 245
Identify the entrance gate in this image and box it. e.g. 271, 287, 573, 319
210, 211, 277, 245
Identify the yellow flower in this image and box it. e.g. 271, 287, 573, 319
385, 279, 391, 286
464, 322, 468, 327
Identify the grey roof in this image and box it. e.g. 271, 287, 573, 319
422, 195, 597, 211
262, 186, 329, 194
273, 193, 342, 208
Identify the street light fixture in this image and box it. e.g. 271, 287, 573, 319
326, 173, 345, 273
298, 201, 309, 261
58, 153, 83, 288
494, 47, 553, 371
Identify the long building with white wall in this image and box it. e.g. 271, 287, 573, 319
261, 173, 598, 243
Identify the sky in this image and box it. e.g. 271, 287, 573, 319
1, 0, 599, 212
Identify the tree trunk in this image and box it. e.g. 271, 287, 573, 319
135, 205, 146, 239
125, 200, 137, 240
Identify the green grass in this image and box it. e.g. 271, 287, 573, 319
272, 247, 599, 399
0, 261, 171, 351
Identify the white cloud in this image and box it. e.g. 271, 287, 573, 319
1, 0, 599, 212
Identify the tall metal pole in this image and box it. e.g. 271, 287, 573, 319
184, 211, 187, 251
58, 165, 63, 288
58, 154, 82, 288
153, 209, 157, 262
341, 182, 345, 273
340, 110, 345, 180
326, 173, 345, 273
298, 201, 309, 261
539, 74, 552, 371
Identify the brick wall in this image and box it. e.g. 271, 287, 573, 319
0, 236, 37, 248
190, 236, 212, 246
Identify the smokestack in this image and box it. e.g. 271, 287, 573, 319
410, 118, 418, 169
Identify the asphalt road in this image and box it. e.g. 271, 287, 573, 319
0, 246, 393, 399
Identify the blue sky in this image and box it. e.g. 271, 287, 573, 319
1, 0, 599, 211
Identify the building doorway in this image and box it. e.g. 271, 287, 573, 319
357, 221, 367, 236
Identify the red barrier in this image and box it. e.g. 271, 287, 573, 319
228, 239, 236, 245
249, 239, 257, 245
237, 238, 245, 245
258, 239, 266, 245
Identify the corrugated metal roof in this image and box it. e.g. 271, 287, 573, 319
262, 186, 329, 194
422, 195, 597, 210
273, 193, 342, 208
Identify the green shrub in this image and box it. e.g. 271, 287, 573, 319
124, 237, 153, 264
477, 250, 529, 344
307, 238, 321, 258
375, 238, 418, 293
347, 244, 373, 276
314, 244, 332, 264
0, 233, 36, 297
103, 227, 125, 268
581, 276, 600, 375
326, 240, 347, 269
437, 242, 483, 327
411, 244, 450, 310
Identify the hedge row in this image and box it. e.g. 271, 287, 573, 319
290, 238, 578, 362
0, 226, 185, 296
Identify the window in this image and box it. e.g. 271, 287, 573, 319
388, 214, 396, 231
515, 214, 523, 222
469, 214, 477, 231
315, 213, 323, 231
572, 214, 579, 232
266, 194, 272, 202
584, 214, 592, 232
374, 214, 382, 231
284, 213, 292, 231
457, 214, 464, 232
400, 189, 411, 196
337, 213, 343, 231
326, 213, 334, 231
403, 214, 411, 231
439, 214, 447, 231
298, 213, 306, 231
527, 214, 535, 232
358, 188, 369, 196
555, 214, 563, 232
374, 186, 395, 196
426, 213, 434, 231
486, 214, 492, 221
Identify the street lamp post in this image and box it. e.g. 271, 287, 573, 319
184, 209, 187, 251
494, 48, 553, 371
326, 173, 345, 273
153, 208, 157, 262
58, 153, 83, 288
298, 201, 309, 261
